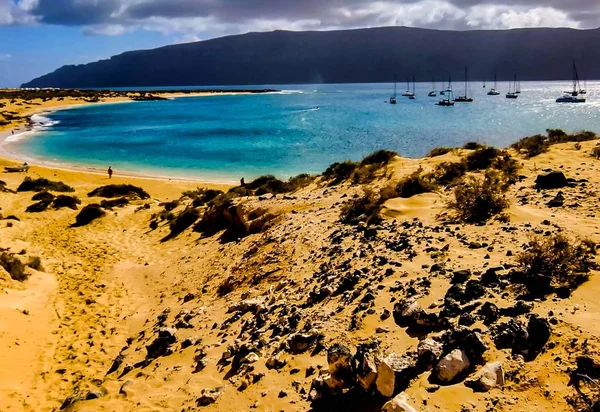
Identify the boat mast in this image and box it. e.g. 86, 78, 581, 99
464, 67, 468, 97
394, 74, 397, 98
494, 73, 497, 89
413, 76, 416, 95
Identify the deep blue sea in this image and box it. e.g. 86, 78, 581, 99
8, 82, 600, 181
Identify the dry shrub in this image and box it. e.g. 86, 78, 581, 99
340, 189, 383, 226
447, 171, 509, 223
323, 161, 358, 185
511, 134, 548, 158
52, 195, 81, 210
88, 184, 150, 199
466, 147, 501, 171
17, 177, 74, 193
27, 256, 43, 271
427, 147, 453, 157
429, 161, 467, 186
463, 142, 485, 150
323, 150, 398, 186
73, 204, 105, 227
516, 234, 596, 298
164, 207, 201, 241
0, 253, 27, 281
396, 171, 438, 198
100, 197, 129, 210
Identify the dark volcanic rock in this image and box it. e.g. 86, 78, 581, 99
535, 171, 568, 190
146, 328, 177, 359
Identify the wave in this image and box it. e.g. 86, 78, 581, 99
268, 90, 304, 95
4, 113, 59, 143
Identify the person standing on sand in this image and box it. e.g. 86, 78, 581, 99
108, 166, 113, 179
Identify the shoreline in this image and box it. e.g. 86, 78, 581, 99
0, 91, 268, 185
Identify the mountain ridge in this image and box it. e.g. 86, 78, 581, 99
22, 26, 600, 88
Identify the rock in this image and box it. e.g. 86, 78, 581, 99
547, 192, 565, 207
242, 352, 260, 364
227, 298, 266, 315
60, 393, 84, 410
119, 380, 134, 397
197, 387, 223, 406
393, 299, 439, 330
452, 269, 471, 284
265, 353, 287, 370
146, 328, 177, 359
85, 387, 107, 400
326, 343, 354, 390
535, 171, 568, 190
435, 349, 470, 383
524, 315, 551, 356
286, 330, 322, 353
308, 377, 331, 402
376, 353, 417, 397
381, 392, 417, 412
465, 362, 505, 392
416, 338, 444, 370
354, 342, 381, 391
478, 302, 499, 325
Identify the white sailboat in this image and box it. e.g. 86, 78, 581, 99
557, 60, 586, 103
487, 73, 500, 95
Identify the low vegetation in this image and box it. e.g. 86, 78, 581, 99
428, 161, 467, 186
32, 191, 55, 202
463, 142, 485, 150
163, 207, 202, 241
592, 144, 600, 159
88, 184, 150, 199
17, 177, 74, 193
466, 146, 501, 171
395, 170, 438, 198
0, 252, 27, 281
340, 189, 384, 226
446, 171, 509, 223
427, 147, 453, 157
515, 235, 597, 298
100, 197, 129, 210
182, 188, 225, 207
52, 195, 81, 210
73, 204, 105, 227
323, 150, 398, 186
512, 129, 598, 158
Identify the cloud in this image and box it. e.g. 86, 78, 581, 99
2, 0, 599, 38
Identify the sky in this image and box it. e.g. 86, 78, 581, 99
0, 0, 599, 87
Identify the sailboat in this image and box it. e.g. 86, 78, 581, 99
455, 67, 473, 102
390, 75, 397, 104
428, 77, 437, 97
556, 60, 586, 103
437, 77, 455, 106
409, 76, 416, 99
483, 77, 486, 88
402, 77, 414, 97
487, 73, 500, 95
506, 73, 518, 99
440, 78, 446, 96
516, 75, 521, 94
580, 77, 587, 95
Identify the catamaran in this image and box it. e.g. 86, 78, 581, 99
455, 67, 473, 102
556, 60, 586, 103
437, 78, 455, 106
487, 73, 500, 95
506, 73, 518, 99
390, 75, 397, 104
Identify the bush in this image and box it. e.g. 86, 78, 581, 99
17, 177, 74, 193
491, 153, 521, 186
159, 199, 179, 211
427, 147, 453, 157
428, 161, 467, 185
27, 256, 43, 271
511, 134, 549, 158
182, 188, 225, 207
73, 204, 105, 227
164, 207, 201, 240
287, 173, 315, 191
248, 175, 290, 195
323, 161, 358, 185
88, 184, 150, 199
100, 197, 129, 210
466, 147, 501, 171
463, 142, 485, 150
396, 171, 438, 198
26, 200, 51, 213
0, 253, 27, 281
340, 189, 384, 226
32, 191, 55, 202
447, 171, 509, 223
546, 128, 567, 142
516, 235, 596, 298
360, 150, 398, 166
52, 195, 81, 210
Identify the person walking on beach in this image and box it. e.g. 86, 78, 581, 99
108, 166, 113, 179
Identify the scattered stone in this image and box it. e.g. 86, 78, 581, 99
197, 387, 223, 406
465, 362, 505, 392
435, 349, 470, 383
326, 343, 354, 390
146, 328, 177, 359
376, 353, 417, 397
381, 392, 417, 412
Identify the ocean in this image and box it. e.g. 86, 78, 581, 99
6, 82, 600, 182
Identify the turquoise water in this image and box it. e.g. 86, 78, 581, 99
10, 82, 600, 181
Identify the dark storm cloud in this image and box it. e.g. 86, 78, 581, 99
9, 0, 600, 32
26, 0, 122, 25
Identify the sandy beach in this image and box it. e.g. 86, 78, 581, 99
0, 115, 599, 411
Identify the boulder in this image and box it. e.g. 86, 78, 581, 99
393, 299, 439, 330
452, 269, 471, 284
465, 362, 505, 392
285, 330, 322, 353
227, 298, 266, 315
435, 349, 470, 383
146, 328, 177, 359
376, 353, 417, 397
197, 387, 223, 406
354, 342, 381, 391
416, 338, 444, 369
326, 344, 354, 390
381, 392, 417, 412
535, 171, 568, 190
